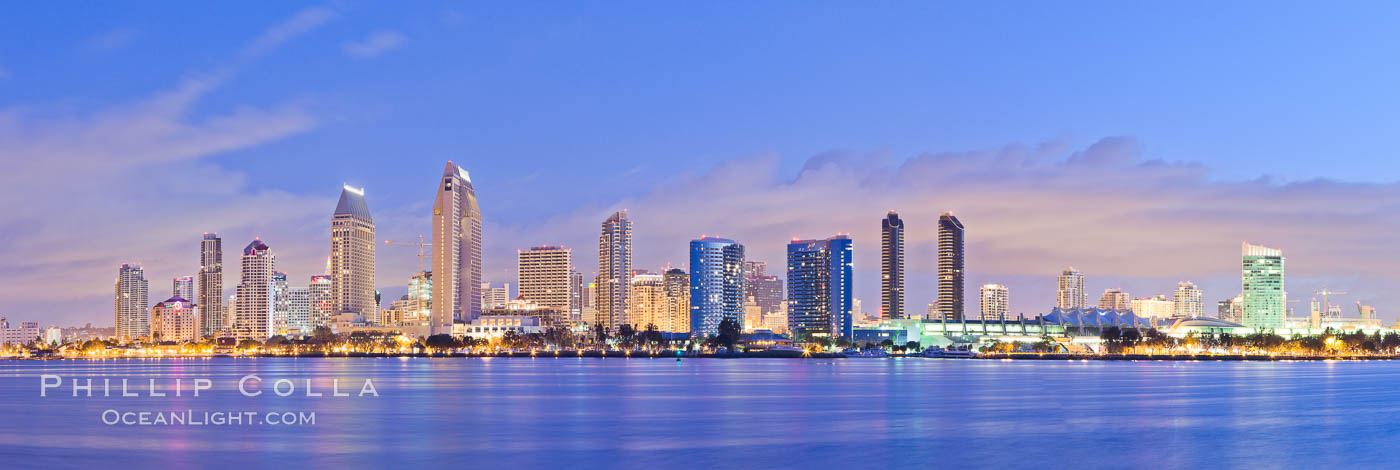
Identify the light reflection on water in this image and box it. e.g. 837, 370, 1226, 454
1, 358, 1398, 468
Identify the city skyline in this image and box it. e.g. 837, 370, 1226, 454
9, 4, 1400, 327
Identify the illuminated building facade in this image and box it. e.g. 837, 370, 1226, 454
331, 185, 377, 323
787, 235, 853, 339
115, 263, 149, 342
1241, 242, 1285, 328
881, 211, 905, 319
689, 237, 745, 338
432, 161, 483, 334
597, 211, 632, 331
937, 213, 965, 321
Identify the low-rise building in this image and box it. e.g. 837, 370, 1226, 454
0, 318, 40, 346
459, 315, 543, 340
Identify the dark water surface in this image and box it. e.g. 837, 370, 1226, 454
1, 357, 1396, 468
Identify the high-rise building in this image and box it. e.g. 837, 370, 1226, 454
689, 237, 745, 338
309, 275, 333, 329
234, 239, 276, 340
271, 271, 290, 333
518, 246, 571, 315
331, 185, 377, 323
1131, 295, 1175, 319
979, 284, 1009, 321
881, 211, 905, 319
173, 276, 195, 304
1173, 281, 1203, 318
743, 261, 767, 284
1241, 242, 1285, 329
198, 233, 224, 337
115, 264, 149, 342
1218, 295, 1243, 323
403, 271, 432, 326
937, 213, 965, 321
751, 274, 783, 315
288, 286, 310, 333
1056, 267, 1086, 310
663, 268, 690, 333
1098, 288, 1131, 311
786, 235, 853, 339
432, 161, 483, 334
150, 296, 197, 343
568, 270, 583, 325
628, 273, 667, 330
596, 211, 632, 331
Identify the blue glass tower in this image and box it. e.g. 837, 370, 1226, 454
689, 237, 745, 339
786, 235, 853, 339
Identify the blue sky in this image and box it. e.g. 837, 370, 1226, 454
4, 2, 1400, 326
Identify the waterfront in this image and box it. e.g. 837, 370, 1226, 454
2, 358, 1400, 468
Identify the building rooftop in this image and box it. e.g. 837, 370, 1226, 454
334, 185, 373, 222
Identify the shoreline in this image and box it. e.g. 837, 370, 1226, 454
6, 351, 1394, 361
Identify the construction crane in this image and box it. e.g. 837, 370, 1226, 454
1314, 289, 1347, 318
384, 235, 432, 272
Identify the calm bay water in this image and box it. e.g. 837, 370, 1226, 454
1, 357, 1398, 468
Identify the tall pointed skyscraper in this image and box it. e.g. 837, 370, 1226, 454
198, 233, 223, 337
880, 211, 904, 319
432, 162, 483, 334
331, 185, 377, 322
936, 212, 965, 321
596, 210, 632, 331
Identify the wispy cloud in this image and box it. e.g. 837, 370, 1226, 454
484, 137, 1400, 317
0, 7, 340, 326
342, 30, 406, 59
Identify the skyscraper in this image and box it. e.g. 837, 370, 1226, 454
568, 270, 583, 325
663, 268, 690, 333
1098, 288, 1131, 311
432, 161, 483, 334
689, 237, 745, 339
198, 233, 223, 337
751, 274, 783, 315
404, 271, 432, 326
173, 276, 195, 304
288, 286, 310, 333
786, 235, 853, 339
331, 185, 377, 322
271, 271, 289, 333
1241, 242, 1285, 329
937, 212, 965, 321
309, 275, 333, 329
979, 284, 1009, 321
518, 246, 571, 314
628, 273, 667, 330
115, 264, 149, 342
1173, 281, 1203, 318
596, 211, 632, 331
881, 210, 905, 319
1056, 267, 1086, 309
234, 239, 275, 340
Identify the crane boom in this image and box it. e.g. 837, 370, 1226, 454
384, 235, 433, 272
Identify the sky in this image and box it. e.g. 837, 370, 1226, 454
4, 1, 1400, 327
